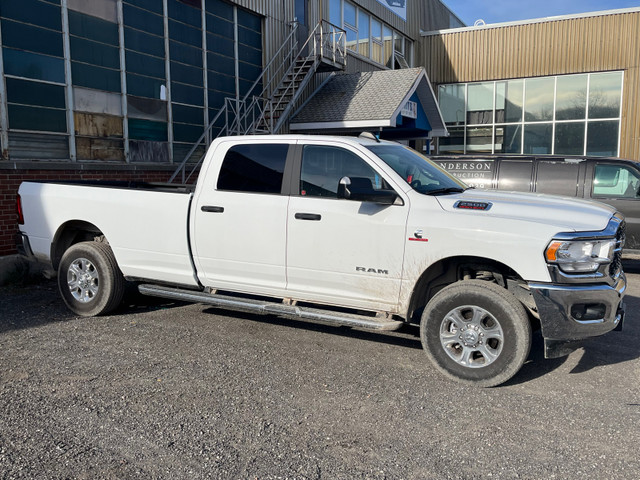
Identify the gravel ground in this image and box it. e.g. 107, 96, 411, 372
1, 266, 639, 479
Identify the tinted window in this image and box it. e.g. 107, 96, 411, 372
495, 124, 521, 154
217, 144, 288, 194
1, 20, 63, 57
554, 123, 585, 155
301, 145, 386, 198
587, 121, 619, 157
593, 164, 640, 198
497, 160, 533, 191
523, 123, 552, 154
6, 78, 65, 109
524, 77, 554, 122
467, 82, 493, 124
588, 72, 622, 119
8, 104, 67, 132
71, 62, 121, 92
536, 161, 580, 197
2, 47, 65, 83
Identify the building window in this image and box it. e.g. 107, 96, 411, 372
437, 72, 623, 157
329, 0, 412, 69
1, 0, 70, 159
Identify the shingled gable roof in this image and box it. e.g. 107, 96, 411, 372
289, 67, 447, 137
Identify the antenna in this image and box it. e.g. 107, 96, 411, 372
359, 132, 381, 143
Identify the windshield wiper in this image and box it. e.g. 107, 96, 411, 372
424, 187, 466, 196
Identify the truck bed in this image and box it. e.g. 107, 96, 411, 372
19, 181, 198, 287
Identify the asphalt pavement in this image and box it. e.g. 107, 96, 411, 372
1, 265, 639, 479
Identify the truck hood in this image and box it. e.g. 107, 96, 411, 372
435, 189, 616, 233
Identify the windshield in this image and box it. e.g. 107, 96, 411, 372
366, 144, 468, 195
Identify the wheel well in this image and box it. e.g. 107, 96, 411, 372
51, 221, 105, 271
406, 256, 529, 324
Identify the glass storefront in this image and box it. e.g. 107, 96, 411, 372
437, 72, 623, 157
330, 0, 412, 69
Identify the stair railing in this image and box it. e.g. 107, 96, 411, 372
254, 20, 346, 134
169, 21, 346, 184
169, 23, 300, 183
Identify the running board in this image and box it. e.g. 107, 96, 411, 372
138, 284, 403, 331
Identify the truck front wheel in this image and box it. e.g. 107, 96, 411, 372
420, 280, 531, 387
58, 241, 125, 317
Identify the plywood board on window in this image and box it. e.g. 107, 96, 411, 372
74, 112, 123, 138
76, 137, 124, 161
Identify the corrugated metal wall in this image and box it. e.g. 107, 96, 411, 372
421, 10, 640, 160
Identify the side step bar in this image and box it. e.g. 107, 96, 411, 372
138, 284, 404, 331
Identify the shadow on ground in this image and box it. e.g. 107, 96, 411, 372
202, 306, 424, 350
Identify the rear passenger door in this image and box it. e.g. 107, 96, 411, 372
192, 141, 293, 296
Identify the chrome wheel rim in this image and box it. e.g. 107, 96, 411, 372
67, 257, 99, 303
439, 305, 504, 368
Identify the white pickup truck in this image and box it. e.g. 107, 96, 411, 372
17, 134, 626, 386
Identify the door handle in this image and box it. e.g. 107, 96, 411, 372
295, 212, 321, 221
201, 205, 224, 213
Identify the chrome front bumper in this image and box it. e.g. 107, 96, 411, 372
529, 273, 626, 358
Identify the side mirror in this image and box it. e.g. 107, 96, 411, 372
337, 176, 399, 205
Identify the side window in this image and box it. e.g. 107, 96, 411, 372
593, 164, 640, 198
217, 144, 289, 194
536, 161, 580, 197
300, 145, 387, 198
497, 160, 533, 191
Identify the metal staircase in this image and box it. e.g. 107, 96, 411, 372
169, 20, 346, 184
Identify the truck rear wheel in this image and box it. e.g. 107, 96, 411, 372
58, 241, 124, 317
420, 280, 531, 387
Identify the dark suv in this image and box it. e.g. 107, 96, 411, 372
432, 155, 640, 253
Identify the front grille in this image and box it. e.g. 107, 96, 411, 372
609, 220, 626, 277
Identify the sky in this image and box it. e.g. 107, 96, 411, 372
442, 0, 640, 26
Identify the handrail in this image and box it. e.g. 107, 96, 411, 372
169, 23, 301, 183
168, 102, 228, 183
169, 21, 346, 184
242, 22, 299, 105
269, 20, 346, 133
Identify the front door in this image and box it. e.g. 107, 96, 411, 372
588, 161, 640, 250
286, 142, 409, 312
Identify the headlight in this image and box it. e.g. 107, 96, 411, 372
545, 239, 615, 273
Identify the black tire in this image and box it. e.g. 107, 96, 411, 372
420, 280, 531, 387
58, 241, 125, 317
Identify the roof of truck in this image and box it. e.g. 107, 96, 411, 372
214, 134, 401, 148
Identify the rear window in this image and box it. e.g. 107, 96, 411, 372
217, 144, 289, 194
